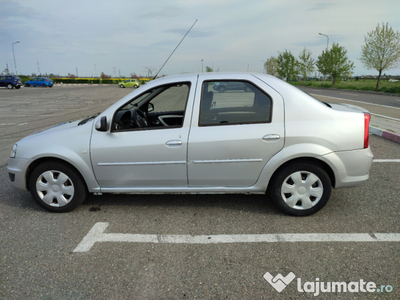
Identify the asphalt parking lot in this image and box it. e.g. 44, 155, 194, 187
1, 85, 399, 299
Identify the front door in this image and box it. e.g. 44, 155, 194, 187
90, 81, 194, 190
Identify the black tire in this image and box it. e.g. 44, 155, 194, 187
15, 85, 21, 89
28, 161, 87, 212
119, 84, 125, 88
218, 86, 226, 93
7, 83, 13, 89
25, 83, 30, 87
268, 162, 331, 216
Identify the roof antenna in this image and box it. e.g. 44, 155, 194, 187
153, 19, 198, 80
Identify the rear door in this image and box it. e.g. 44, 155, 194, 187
187, 74, 285, 187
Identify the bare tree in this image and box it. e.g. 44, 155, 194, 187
360, 22, 400, 91
143, 66, 157, 77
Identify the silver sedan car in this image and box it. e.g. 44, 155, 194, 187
7, 73, 374, 215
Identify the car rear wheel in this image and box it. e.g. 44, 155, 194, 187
119, 84, 125, 88
28, 161, 87, 212
218, 86, 226, 93
268, 162, 331, 216
7, 83, 13, 89
25, 83, 30, 87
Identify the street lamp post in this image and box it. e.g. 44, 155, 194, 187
12, 41, 20, 75
318, 33, 329, 49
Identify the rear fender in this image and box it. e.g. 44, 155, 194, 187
257, 143, 334, 190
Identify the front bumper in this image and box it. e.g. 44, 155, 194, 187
7, 157, 30, 190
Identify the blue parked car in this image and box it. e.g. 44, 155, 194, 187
0, 75, 22, 89
25, 77, 53, 87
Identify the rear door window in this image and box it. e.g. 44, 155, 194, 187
199, 80, 272, 126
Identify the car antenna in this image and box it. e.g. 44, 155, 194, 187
153, 19, 198, 80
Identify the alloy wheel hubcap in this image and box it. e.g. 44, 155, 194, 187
281, 171, 324, 210
36, 170, 74, 207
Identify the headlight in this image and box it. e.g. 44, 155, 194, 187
10, 144, 18, 158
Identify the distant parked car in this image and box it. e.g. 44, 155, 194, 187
25, 77, 53, 87
213, 81, 251, 93
119, 79, 140, 88
0, 75, 22, 89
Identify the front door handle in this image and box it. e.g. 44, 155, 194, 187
165, 140, 182, 147
262, 134, 280, 141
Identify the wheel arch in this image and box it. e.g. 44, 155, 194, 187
25, 157, 90, 193
266, 157, 336, 193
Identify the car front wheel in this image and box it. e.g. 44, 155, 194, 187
268, 162, 331, 216
28, 161, 87, 212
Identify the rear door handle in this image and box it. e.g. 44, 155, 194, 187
165, 140, 182, 147
262, 134, 280, 141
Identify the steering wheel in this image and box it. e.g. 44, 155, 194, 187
131, 107, 149, 128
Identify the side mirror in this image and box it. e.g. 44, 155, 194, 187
148, 103, 154, 112
95, 116, 109, 132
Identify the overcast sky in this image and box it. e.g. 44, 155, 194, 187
1, 0, 400, 77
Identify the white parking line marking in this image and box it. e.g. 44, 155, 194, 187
373, 159, 400, 163
73, 223, 400, 252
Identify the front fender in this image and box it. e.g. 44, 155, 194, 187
25, 148, 100, 192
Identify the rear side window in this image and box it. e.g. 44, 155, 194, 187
199, 80, 272, 126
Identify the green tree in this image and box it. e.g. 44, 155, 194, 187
264, 56, 279, 76
316, 43, 354, 88
205, 66, 213, 72
360, 22, 400, 91
277, 50, 299, 81
298, 48, 315, 84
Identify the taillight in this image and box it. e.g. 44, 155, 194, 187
364, 113, 370, 148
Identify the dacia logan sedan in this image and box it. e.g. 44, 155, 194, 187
8, 73, 374, 215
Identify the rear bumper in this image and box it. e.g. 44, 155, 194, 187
321, 147, 374, 188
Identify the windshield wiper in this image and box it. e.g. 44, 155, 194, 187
78, 113, 100, 126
